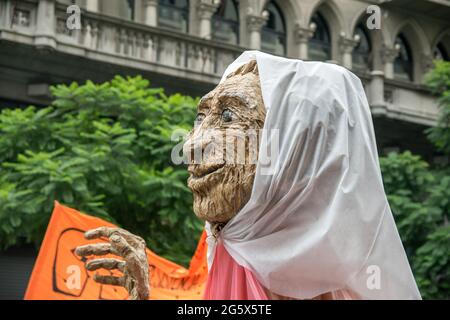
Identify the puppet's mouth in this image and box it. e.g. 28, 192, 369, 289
188, 163, 225, 180
187, 164, 225, 191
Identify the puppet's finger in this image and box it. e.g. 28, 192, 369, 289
84, 227, 118, 240
86, 258, 126, 272
93, 274, 125, 287
75, 243, 113, 257
114, 229, 147, 249
109, 234, 133, 259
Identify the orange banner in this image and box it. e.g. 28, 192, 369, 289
24, 201, 208, 300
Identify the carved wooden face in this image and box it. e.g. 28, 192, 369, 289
183, 61, 266, 223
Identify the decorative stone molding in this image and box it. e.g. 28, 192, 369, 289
381, 45, 400, 79
197, 1, 220, 20
338, 33, 360, 69
420, 53, 434, 73
294, 24, 314, 45
384, 87, 394, 104
246, 14, 268, 32
12, 9, 31, 27
245, 13, 268, 50
381, 45, 400, 64
294, 23, 315, 60
197, 0, 220, 39
339, 34, 359, 55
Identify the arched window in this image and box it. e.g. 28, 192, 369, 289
212, 0, 239, 45
158, 0, 189, 33
126, 0, 135, 20
352, 23, 371, 72
394, 34, 413, 81
308, 12, 331, 61
261, 2, 286, 56
434, 42, 449, 61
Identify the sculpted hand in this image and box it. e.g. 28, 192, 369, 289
75, 227, 150, 300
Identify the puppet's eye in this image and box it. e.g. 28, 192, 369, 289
194, 113, 205, 127
222, 109, 234, 123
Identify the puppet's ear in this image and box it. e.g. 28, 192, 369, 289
226, 59, 259, 79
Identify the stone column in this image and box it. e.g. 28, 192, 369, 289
86, 0, 100, 12
144, 0, 158, 27
420, 53, 433, 79
381, 45, 400, 79
35, 0, 56, 49
369, 70, 385, 108
0, 0, 11, 28
294, 23, 314, 60
197, 0, 219, 39
339, 34, 359, 69
246, 14, 268, 50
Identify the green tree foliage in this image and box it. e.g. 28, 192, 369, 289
378, 60, 450, 299
414, 225, 450, 299
425, 60, 450, 154
379, 152, 438, 254
0, 76, 203, 266
379, 152, 449, 299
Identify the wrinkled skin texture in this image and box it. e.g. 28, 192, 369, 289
75, 60, 265, 299
183, 60, 266, 224
75, 227, 149, 300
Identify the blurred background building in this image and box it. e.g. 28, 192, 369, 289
1, 0, 450, 156
0, 0, 450, 298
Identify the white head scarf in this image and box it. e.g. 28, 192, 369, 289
205, 51, 421, 300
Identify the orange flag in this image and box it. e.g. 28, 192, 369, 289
24, 201, 208, 300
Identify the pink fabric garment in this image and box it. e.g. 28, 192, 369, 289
203, 243, 359, 300
203, 242, 269, 300
203, 241, 358, 300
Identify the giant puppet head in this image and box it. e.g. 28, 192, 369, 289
183, 60, 266, 224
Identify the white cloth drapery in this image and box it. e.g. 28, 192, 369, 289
206, 51, 421, 299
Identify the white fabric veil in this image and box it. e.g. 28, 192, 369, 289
205, 51, 421, 300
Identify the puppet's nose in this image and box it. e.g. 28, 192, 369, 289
183, 130, 220, 165
183, 136, 208, 165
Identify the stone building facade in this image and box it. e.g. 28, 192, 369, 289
0, 0, 450, 157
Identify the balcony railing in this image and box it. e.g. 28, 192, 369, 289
0, 1, 243, 83
0, 0, 440, 125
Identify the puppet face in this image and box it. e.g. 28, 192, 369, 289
183, 60, 266, 223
